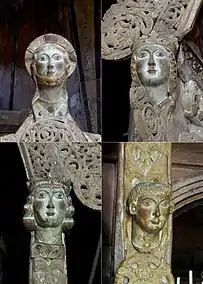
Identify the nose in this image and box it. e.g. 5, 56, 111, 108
47, 198, 54, 209
148, 53, 155, 66
48, 59, 55, 69
153, 206, 160, 217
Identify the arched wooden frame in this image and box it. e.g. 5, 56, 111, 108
173, 175, 203, 216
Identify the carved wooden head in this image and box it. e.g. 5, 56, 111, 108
128, 182, 173, 234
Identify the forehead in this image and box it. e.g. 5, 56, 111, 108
136, 44, 167, 54
35, 187, 65, 193
36, 43, 66, 56
138, 194, 170, 202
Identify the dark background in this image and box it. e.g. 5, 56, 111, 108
102, 0, 132, 142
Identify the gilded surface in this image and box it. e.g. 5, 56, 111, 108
114, 143, 173, 284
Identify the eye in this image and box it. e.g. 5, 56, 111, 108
141, 199, 153, 207
154, 50, 165, 57
38, 55, 47, 62
54, 192, 64, 199
138, 51, 148, 58
160, 199, 169, 208
53, 54, 62, 60
36, 191, 47, 199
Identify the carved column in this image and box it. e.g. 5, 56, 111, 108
18, 142, 101, 284
24, 179, 74, 284
114, 142, 173, 283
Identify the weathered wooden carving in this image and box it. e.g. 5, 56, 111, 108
20, 141, 101, 284
19, 142, 102, 211
102, 0, 202, 141
1, 34, 100, 143
114, 143, 173, 283
24, 178, 74, 284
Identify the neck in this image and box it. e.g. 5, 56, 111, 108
131, 220, 161, 252
146, 84, 169, 105
37, 82, 67, 103
35, 226, 63, 245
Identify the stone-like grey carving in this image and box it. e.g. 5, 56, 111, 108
0, 34, 100, 143
24, 178, 74, 284
19, 142, 102, 211
102, 0, 202, 142
129, 36, 177, 141
19, 142, 101, 284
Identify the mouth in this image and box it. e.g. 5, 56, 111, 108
46, 211, 55, 216
151, 219, 160, 225
147, 69, 157, 74
47, 70, 56, 76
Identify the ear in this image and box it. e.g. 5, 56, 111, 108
67, 61, 76, 77
129, 201, 137, 215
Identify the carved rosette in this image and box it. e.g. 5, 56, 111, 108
114, 143, 173, 284
18, 142, 101, 211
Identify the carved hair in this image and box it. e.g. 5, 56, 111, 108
127, 182, 173, 210
23, 179, 75, 231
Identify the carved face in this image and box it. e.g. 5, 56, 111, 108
133, 44, 170, 87
33, 187, 67, 228
131, 194, 170, 234
34, 43, 68, 86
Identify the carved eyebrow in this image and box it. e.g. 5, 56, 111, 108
37, 189, 49, 195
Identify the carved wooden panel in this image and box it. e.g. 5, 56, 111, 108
0, 0, 100, 134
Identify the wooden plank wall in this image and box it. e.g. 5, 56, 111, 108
0, 0, 100, 134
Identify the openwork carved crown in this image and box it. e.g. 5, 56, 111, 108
101, 0, 202, 60
19, 142, 101, 211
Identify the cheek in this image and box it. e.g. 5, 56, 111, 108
36, 62, 47, 70
157, 59, 169, 72
33, 200, 45, 212
160, 208, 170, 218
55, 61, 65, 71
59, 201, 66, 210
136, 60, 146, 72
138, 207, 151, 221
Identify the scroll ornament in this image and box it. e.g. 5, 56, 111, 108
102, 0, 202, 141
19, 142, 101, 211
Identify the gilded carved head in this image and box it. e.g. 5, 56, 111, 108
25, 34, 77, 87
23, 179, 75, 230
127, 182, 173, 234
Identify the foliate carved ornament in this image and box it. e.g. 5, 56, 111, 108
102, 0, 202, 141
177, 41, 203, 141
114, 143, 173, 284
19, 142, 101, 211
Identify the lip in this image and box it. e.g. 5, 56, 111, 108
151, 219, 160, 225
47, 70, 56, 76
147, 69, 157, 73
46, 211, 55, 216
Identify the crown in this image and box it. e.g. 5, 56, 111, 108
131, 31, 179, 54
102, 0, 201, 60
27, 178, 72, 195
